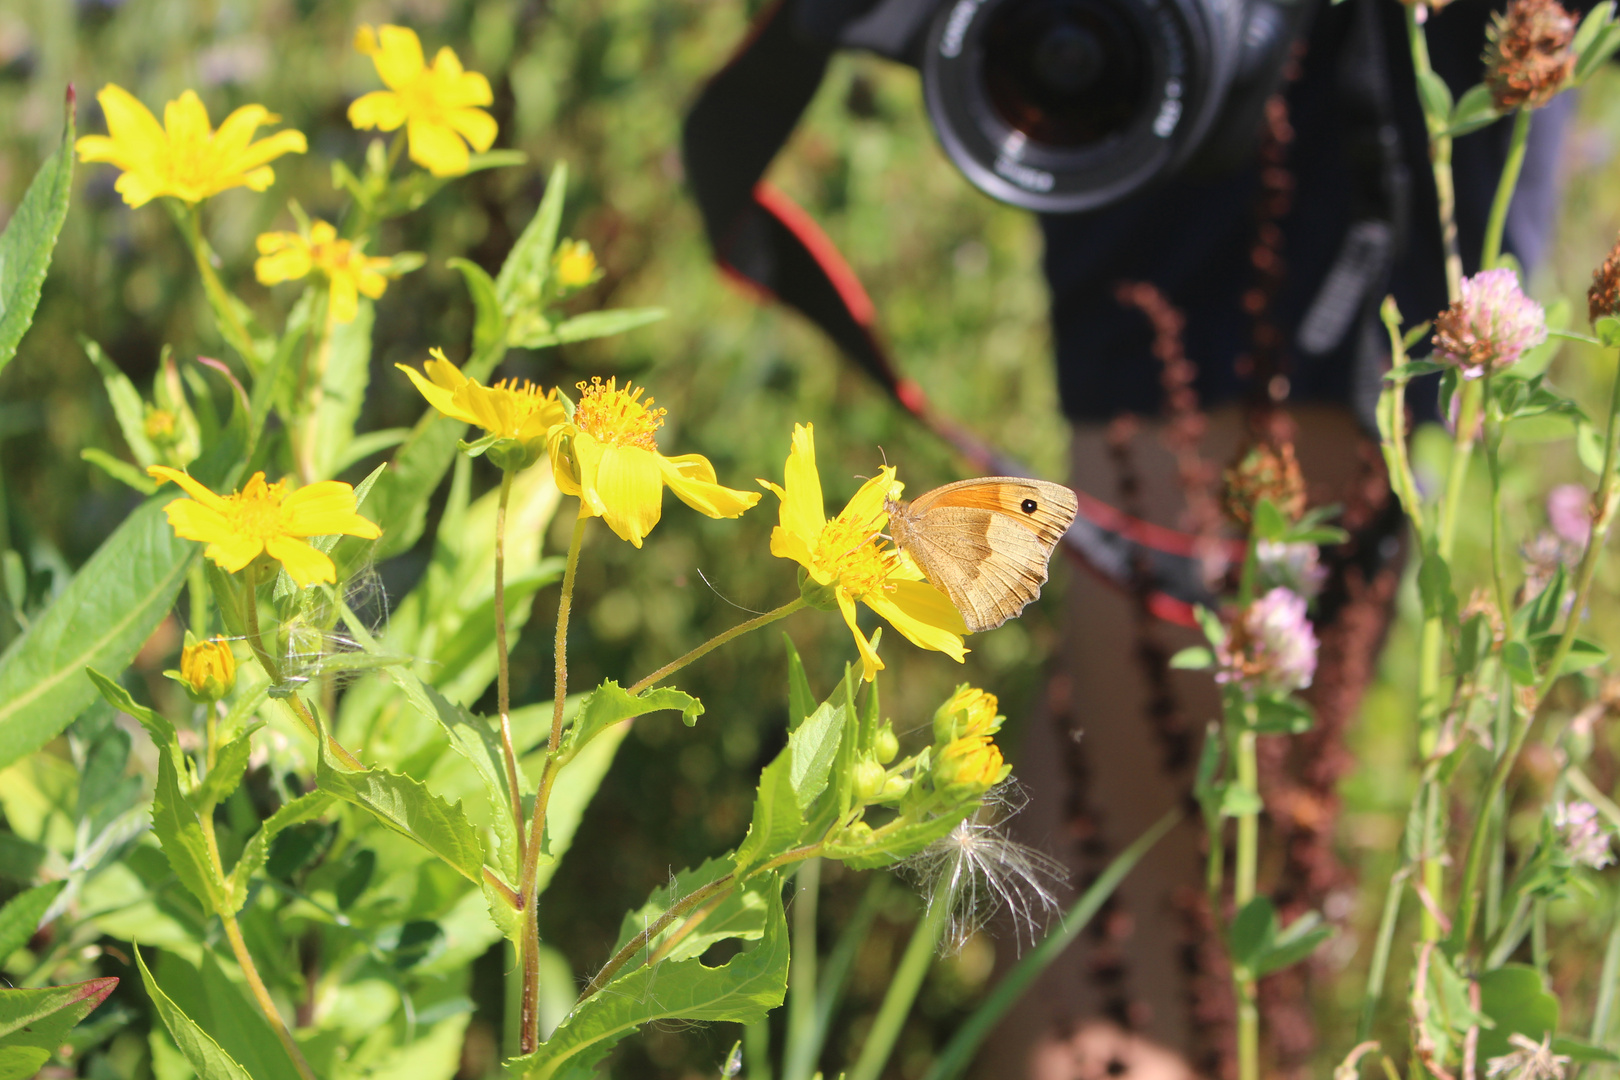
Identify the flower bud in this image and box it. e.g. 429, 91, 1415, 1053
1222, 441, 1306, 528
553, 240, 598, 291
1484, 0, 1577, 112
796, 565, 841, 612
178, 635, 236, 703
932, 735, 1007, 797
873, 722, 899, 765
144, 407, 178, 447
1590, 231, 1620, 327
933, 685, 1002, 744
853, 758, 887, 802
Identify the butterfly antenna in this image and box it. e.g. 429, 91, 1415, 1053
696, 568, 769, 615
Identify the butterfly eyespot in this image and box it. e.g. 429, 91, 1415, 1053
1020, 499, 1038, 514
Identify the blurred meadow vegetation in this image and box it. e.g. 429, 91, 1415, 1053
7, 0, 1620, 1075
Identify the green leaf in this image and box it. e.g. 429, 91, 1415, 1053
449, 258, 506, 357
86, 666, 180, 770
1219, 784, 1264, 817
1575, 6, 1620, 81
1600, 316, 1620, 350
0, 94, 73, 377
1503, 641, 1537, 686
788, 700, 845, 812
1416, 70, 1455, 126
1528, 632, 1609, 675
831, 803, 977, 871
82, 337, 158, 467
194, 728, 258, 812
0, 978, 116, 1080
80, 447, 159, 493
315, 728, 486, 884
1573, 0, 1614, 57
1516, 562, 1568, 638
785, 634, 815, 731
1169, 646, 1215, 670
1477, 964, 1560, 1060
513, 308, 667, 349
333, 427, 410, 472
612, 857, 767, 961
562, 680, 704, 760
1252, 498, 1289, 541
228, 792, 334, 907
1552, 1037, 1620, 1064
135, 948, 254, 1080
1252, 915, 1333, 977
152, 731, 228, 915
0, 880, 64, 965
512, 874, 788, 1080
1383, 360, 1447, 382
1442, 83, 1501, 137
1252, 695, 1315, 734
155, 951, 304, 1080
0, 498, 195, 772
735, 744, 809, 877
496, 162, 568, 314
1228, 897, 1278, 972
310, 299, 375, 480
1192, 604, 1226, 650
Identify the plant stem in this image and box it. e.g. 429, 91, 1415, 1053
517, 514, 588, 1053
924, 809, 1182, 1080
1591, 914, 1620, 1048
1233, 713, 1260, 1080
847, 890, 951, 1080
219, 912, 316, 1080
1481, 108, 1533, 273
179, 204, 257, 364
581, 871, 737, 1000
1357, 865, 1407, 1042
628, 597, 808, 695
783, 859, 820, 1080
1405, 8, 1462, 303
493, 469, 526, 853
1454, 347, 1620, 952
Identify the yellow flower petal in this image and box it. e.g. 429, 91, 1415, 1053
147, 465, 230, 511
281, 481, 381, 538
776, 423, 826, 542
407, 116, 471, 177
837, 591, 884, 682
768, 524, 816, 571
161, 497, 234, 547
866, 581, 968, 661
202, 530, 267, 574
254, 235, 312, 285
265, 535, 336, 587
373, 24, 426, 90
658, 454, 761, 519
581, 441, 664, 547
348, 90, 408, 132
446, 106, 498, 152
397, 360, 477, 425
329, 273, 360, 323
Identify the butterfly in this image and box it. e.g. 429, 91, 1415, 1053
885, 477, 1080, 633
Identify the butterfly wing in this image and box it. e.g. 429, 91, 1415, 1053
895, 479, 1079, 633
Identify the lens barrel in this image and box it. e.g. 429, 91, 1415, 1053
921, 0, 1246, 212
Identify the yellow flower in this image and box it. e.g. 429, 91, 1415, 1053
553, 240, 598, 290
75, 84, 306, 207
397, 349, 566, 470
932, 734, 1008, 796
348, 24, 497, 178
255, 220, 397, 323
147, 466, 382, 587
933, 685, 1003, 744
758, 423, 967, 681
549, 378, 760, 547
178, 635, 237, 703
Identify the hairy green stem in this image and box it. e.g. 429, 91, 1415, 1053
628, 597, 808, 695
1406, 8, 1462, 302
1234, 713, 1260, 1080
518, 514, 588, 1052
493, 469, 526, 853
1481, 108, 1533, 272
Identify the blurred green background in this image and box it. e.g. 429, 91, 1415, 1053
6, 0, 1620, 1075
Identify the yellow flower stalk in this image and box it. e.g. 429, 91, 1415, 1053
348, 24, 497, 178
397, 349, 567, 469
759, 423, 967, 681
147, 466, 381, 588
75, 84, 306, 207
549, 378, 760, 547
255, 220, 398, 323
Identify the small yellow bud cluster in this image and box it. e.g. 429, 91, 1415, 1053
930, 685, 1009, 797
177, 635, 236, 704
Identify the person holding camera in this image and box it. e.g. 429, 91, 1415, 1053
685, 0, 1574, 1072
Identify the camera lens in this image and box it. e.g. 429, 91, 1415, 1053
982, 0, 1150, 147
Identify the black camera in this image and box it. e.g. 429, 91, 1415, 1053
800, 0, 1311, 212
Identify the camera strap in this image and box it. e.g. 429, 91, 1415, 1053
684, 0, 1233, 626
